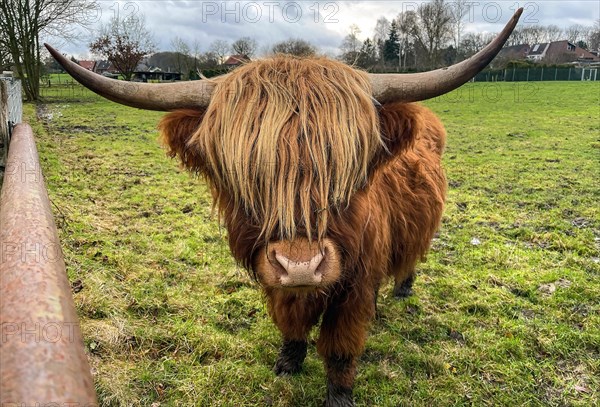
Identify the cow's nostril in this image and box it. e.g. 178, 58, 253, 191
274, 252, 324, 274
273, 251, 325, 286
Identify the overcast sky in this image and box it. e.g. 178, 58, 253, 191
49, 1, 600, 59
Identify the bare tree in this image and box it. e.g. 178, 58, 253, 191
191, 39, 202, 76
525, 25, 546, 45
565, 24, 588, 44
0, 31, 11, 71
272, 39, 317, 57
543, 25, 563, 43
90, 14, 155, 81
209, 40, 230, 64
589, 20, 600, 52
199, 51, 219, 69
231, 37, 257, 58
373, 16, 390, 61
396, 11, 418, 69
171, 36, 190, 56
450, 0, 471, 57
410, 0, 454, 68
171, 36, 191, 78
459, 32, 494, 59
0, 0, 97, 100
340, 24, 362, 65
509, 25, 546, 46
506, 28, 525, 46
373, 17, 391, 44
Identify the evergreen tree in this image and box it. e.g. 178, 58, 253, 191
383, 20, 400, 65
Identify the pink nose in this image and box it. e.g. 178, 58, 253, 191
274, 251, 325, 286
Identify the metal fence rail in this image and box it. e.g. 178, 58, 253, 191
475, 66, 599, 82
0, 124, 98, 405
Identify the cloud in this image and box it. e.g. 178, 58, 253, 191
47, 0, 600, 58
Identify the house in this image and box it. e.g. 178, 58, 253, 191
498, 44, 530, 60
493, 44, 530, 67
494, 40, 600, 67
77, 60, 96, 71
132, 65, 182, 82
222, 54, 250, 68
527, 41, 600, 64
94, 60, 114, 74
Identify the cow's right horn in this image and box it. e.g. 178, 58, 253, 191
45, 43, 215, 111
369, 8, 523, 104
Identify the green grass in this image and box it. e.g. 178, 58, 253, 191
26, 81, 599, 406
44, 73, 77, 85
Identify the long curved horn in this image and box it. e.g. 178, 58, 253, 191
44, 43, 214, 111
370, 8, 523, 103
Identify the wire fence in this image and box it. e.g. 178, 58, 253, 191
1, 76, 23, 183
474, 67, 599, 82
39, 83, 102, 101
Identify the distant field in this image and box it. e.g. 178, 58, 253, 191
43, 73, 81, 85
27, 81, 599, 406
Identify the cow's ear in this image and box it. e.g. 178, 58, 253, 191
373, 102, 445, 167
377, 102, 422, 157
158, 109, 206, 172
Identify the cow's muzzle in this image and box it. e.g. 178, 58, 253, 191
275, 250, 324, 286
255, 238, 341, 289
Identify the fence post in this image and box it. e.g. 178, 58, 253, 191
555, 67, 558, 81
541, 67, 543, 81
526, 68, 529, 81
568, 68, 571, 80
512, 67, 515, 81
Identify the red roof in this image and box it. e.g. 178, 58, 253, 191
545, 41, 600, 63
223, 55, 250, 66
78, 60, 96, 71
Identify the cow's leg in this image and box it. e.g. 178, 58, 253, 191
267, 290, 324, 375
393, 271, 415, 298
274, 339, 308, 376
317, 288, 375, 407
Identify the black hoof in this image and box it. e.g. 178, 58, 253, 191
393, 274, 415, 299
273, 340, 307, 376
323, 382, 354, 407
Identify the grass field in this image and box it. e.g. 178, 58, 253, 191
27, 81, 599, 406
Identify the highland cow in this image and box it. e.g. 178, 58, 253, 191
47, 9, 522, 406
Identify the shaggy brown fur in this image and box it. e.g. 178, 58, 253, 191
158, 56, 446, 406
182, 56, 381, 242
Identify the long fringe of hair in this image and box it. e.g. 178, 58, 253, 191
187, 56, 382, 242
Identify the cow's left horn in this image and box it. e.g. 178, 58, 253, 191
44, 43, 214, 111
369, 8, 523, 103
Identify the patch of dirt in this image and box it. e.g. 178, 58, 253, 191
37, 104, 61, 122
447, 329, 465, 343
538, 278, 572, 296
571, 217, 590, 228
71, 279, 84, 293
